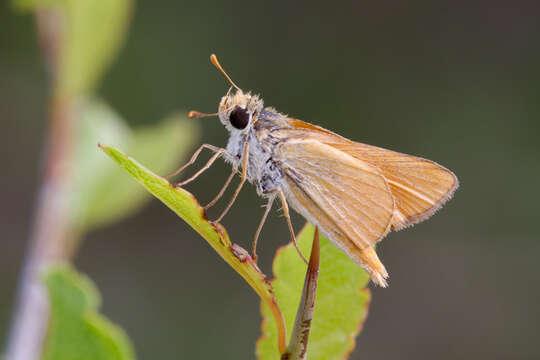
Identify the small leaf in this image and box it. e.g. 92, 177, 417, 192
257, 224, 371, 360
61, 0, 133, 96
13, 0, 133, 97
42, 265, 135, 360
100, 145, 288, 353
70, 99, 199, 233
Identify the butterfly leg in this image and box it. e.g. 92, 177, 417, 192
174, 145, 228, 187
251, 194, 276, 262
165, 143, 225, 183
278, 189, 308, 265
203, 168, 236, 210
212, 142, 249, 224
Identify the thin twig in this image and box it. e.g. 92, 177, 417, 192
5, 9, 76, 360
281, 227, 321, 360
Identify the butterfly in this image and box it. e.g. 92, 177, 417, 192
170, 54, 458, 287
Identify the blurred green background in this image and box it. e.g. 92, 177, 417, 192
1, 1, 539, 359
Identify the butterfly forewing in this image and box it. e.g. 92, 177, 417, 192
276, 139, 395, 250
281, 118, 459, 231
330, 141, 458, 229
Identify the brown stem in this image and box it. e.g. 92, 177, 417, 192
5, 9, 76, 360
281, 227, 321, 360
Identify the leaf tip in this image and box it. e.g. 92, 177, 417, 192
97, 143, 112, 156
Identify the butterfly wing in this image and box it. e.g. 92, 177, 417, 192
330, 142, 458, 230
283, 119, 459, 230
274, 138, 395, 286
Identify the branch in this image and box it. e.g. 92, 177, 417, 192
5, 9, 76, 360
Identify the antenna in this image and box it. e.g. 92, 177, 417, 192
210, 54, 242, 92
188, 110, 218, 119
187, 55, 239, 120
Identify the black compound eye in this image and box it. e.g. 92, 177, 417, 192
229, 106, 250, 129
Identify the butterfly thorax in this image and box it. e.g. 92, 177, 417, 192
222, 100, 289, 197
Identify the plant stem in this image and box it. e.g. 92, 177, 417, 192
282, 227, 321, 360
5, 9, 76, 360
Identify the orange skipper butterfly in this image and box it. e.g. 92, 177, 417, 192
170, 54, 458, 287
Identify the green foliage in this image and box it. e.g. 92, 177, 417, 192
13, 0, 133, 97
42, 265, 135, 360
70, 99, 199, 233
9, 1, 200, 358
257, 224, 371, 360
100, 145, 287, 350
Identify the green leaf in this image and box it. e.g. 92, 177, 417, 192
42, 265, 135, 360
13, 0, 133, 97
257, 224, 371, 360
70, 99, 199, 233
100, 145, 288, 352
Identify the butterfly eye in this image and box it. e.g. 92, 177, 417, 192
229, 106, 250, 129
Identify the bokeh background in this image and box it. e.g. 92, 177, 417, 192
2, 1, 540, 359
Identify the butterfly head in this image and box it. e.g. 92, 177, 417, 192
188, 54, 264, 132
218, 89, 263, 132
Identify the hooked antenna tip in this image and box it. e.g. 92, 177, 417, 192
188, 110, 218, 119
209, 53, 241, 92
